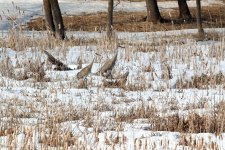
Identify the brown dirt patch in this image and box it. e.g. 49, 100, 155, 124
27, 5, 225, 32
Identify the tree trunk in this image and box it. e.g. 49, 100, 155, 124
178, 0, 192, 20
107, 0, 113, 39
196, 0, 204, 37
49, 0, 65, 40
43, 0, 55, 33
145, 0, 162, 23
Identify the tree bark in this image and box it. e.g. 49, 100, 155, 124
107, 0, 113, 39
43, 0, 55, 33
178, 0, 192, 20
145, 0, 162, 23
49, 0, 65, 40
196, 0, 204, 37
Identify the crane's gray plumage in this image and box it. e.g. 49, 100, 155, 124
76, 56, 82, 70
44, 50, 72, 71
118, 71, 129, 80
96, 51, 118, 76
77, 58, 94, 79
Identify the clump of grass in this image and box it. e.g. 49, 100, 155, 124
14, 59, 47, 82
114, 100, 225, 133
6, 29, 32, 51
0, 56, 14, 78
176, 72, 225, 89
93, 101, 113, 112
125, 78, 149, 91
0, 126, 19, 137
178, 134, 219, 149
0, 53, 47, 82
151, 111, 225, 133
114, 104, 157, 123
24, 59, 46, 81
39, 131, 77, 147
184, 97, 208, 110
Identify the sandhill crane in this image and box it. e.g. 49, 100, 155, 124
44, 50, 72, 71
102, 71, 129, 89
117, 71, 129, 80
96, 51, 118, 77
77, 58, 94, 80
76, 56, 82, 70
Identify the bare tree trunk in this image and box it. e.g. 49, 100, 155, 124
145, 0, 162, 23
196, 0, 204, 37
107, 0, 113, 39
178, 0, 192, 20
43, 0, 55, 34
43, 0, 65, 40
49, 0, 65, 40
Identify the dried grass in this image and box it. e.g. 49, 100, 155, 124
39, 132, 77, 147
0, 56, 14, 78
176, 72, 225, 89
113, 101, 225, 133
115, 104, 157, 123
27, 5, 225, 32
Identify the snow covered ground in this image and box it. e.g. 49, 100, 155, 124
0, 0, 225, 149
0, 28, 224, 149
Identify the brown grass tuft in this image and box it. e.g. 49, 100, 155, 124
14, 59, 47, 82
39, 131, 77, 147
151, 111, 225, 133
176, 72, 225, 89
0, 127, 19, 137
0, 56, 14, 78
115, 105, 157, 123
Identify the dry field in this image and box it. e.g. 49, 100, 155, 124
27, 5, 225, 32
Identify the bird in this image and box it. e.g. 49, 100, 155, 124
112, 70, 129, 79
118, 71, 129, 80
95, 51, 118, 77
76, 56, 82, 70
115, 71, 129, 86
160, 61, 172, 80
44, 50, 72, 71
102, 71, 129, 89
76, 58, 94, 80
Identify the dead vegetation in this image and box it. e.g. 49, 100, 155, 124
114, 104, 157, 123
0, 127, 19, 137
176, 72, 225, 89
27, 5, 225, 32
0, 56, 48, 82
39, 131, 77, 147
115, 106, 225, 134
